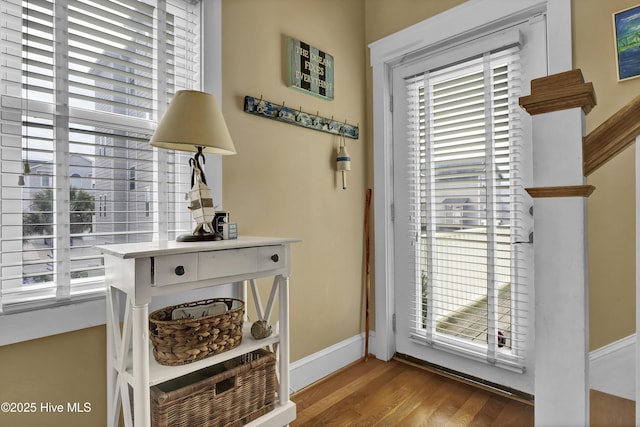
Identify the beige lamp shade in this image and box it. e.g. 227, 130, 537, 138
150, 90, 236, 155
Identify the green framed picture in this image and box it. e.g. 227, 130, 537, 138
287, 38, 334, 100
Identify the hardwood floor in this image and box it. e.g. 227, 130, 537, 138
291, 357, 635, 426
591, 389, 635, 427
291, 357, 533, 426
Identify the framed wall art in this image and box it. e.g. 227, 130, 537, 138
287, 38, 334, 100
613, 4, 640, 81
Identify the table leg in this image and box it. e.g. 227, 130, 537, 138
278, 275, 290, 404
132, 304, 150, 427
239, 280, 249, 322
106, 287, 119, 427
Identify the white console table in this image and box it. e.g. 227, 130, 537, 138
99, 236, 300, 427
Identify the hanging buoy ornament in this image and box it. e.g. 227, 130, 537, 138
336, 142, 351, 190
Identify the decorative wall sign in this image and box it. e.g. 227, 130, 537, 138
287, 38, 334, 100
614, 4, 640, 81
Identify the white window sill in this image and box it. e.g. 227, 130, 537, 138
0, 296, 106, 346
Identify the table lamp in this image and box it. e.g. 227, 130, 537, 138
150, 90, 236, 241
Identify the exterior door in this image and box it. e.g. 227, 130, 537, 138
391, 14, 546, 393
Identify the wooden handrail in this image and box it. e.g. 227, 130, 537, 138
583, 94, 640, 176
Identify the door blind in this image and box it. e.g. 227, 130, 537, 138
0, 0, 200, 311
405, 46, 531, 370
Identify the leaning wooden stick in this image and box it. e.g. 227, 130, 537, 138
364, 188, 372, 361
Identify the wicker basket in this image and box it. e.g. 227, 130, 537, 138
150, 349, 276, 427
149, 298, 244, 366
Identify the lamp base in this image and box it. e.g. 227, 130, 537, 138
176, 231, 223, 242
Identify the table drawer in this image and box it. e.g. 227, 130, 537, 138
154, 253, 199, 287
197, 247, 259, 280
258, 245, 285, 271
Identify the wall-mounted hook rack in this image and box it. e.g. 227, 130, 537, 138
243, 95, 359, 139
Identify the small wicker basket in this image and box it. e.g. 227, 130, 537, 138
149, 298, 244, 366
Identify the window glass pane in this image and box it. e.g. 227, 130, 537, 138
68, 0, 155, 118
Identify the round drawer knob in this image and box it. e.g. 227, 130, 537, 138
271, 254, 279, 263
174, 265, 185, 276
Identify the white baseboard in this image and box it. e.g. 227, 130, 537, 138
289, 331, 635, 400
289, 332, 376, 394
589, 334, 635, 401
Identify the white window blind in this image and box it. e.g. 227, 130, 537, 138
405, 46, 531, 370
0, 0, 200, 312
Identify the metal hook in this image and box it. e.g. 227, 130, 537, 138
295, 106, 302, 122
255, 95, 266, 113
278, 102, 286, 117
312, 111, 320, 126
340, 119, 348, 134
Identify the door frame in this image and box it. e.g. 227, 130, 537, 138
368, 0, 572, 361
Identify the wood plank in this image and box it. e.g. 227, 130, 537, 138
583, 94, 640, 176
519, 69, 596, 115
590, 389, 635, 427
468, 395, 510, 427
355, 368, 434, 425
491, 399, 535, 427
291, 359, 401, 426
303, 366, 406, 425
291, 358, 386, 413
525, 185, 596, 198
449, 391, 492, 426
393, 378, 469, 426
370, 369, 447, 426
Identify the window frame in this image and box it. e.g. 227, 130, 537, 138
0, 0, 223, 346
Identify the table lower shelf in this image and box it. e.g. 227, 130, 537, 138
245, 401, 296, 427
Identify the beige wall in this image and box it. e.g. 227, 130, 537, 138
221, 0, 367, 362
364, 0, 466, 44
574, 0, 640, 350
0, 326, 106, 427
1, 1, 637, 425
362, 0, 468, 358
